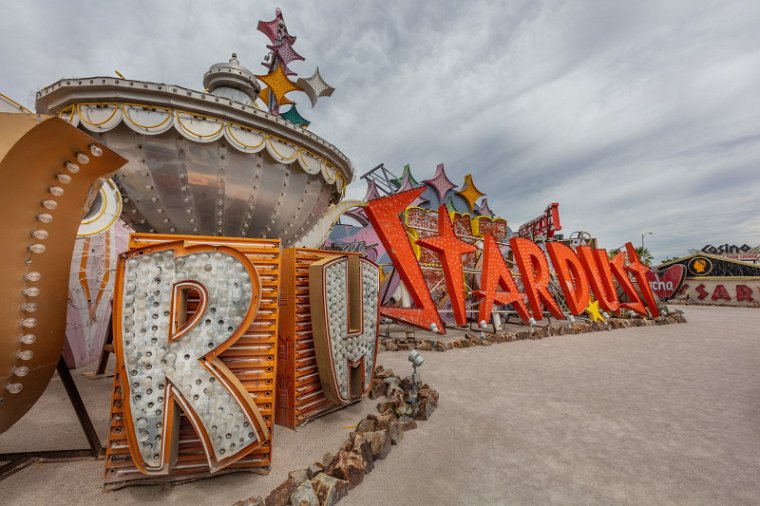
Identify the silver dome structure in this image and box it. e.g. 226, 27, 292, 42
35, 54, 352, 245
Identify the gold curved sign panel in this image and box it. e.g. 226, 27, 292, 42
0, 113, 126, 433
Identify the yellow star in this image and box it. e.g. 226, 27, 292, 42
457, 174, 485, 212
585, 299, 605, 322
258, 87, 293, 108
257, 64, 301, 105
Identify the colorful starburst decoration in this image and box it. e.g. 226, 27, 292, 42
256, 8, 335, 125
457, 174, 486, 212
423, 163, 457, 201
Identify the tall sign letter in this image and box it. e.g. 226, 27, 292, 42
310, 256, 380, 403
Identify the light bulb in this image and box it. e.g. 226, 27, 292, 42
21, 318, 38, 328
49, 186, 64, 197
65, 162, 80, 173
32, 230, 48, 240
19, 334, 36, 345
23, 287, 40, 297
13, 366, 30, 377
28, 244, 46, 254
89, 144, 103, 157
17, 349, 34, 360
21, 303, 38, 313
76, 152, 90, 164
24, 272, 41, 282
6, 383, 23, 394
36, 213, 53, 223
42, 200, 58, 210
57, 173, 72, 184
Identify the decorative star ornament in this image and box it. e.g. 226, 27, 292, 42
457, 174, 486, 212
267, 39, 304, 76
416, 206, 477, 326
257, 64, 301, 107
585, 299, 605, 322
258, 87, 293, 108
257, 8, 296, 45
475, 198, 494, 218
423, 163, 457, 201
280, 104, 310, 128
296, 68, 335, 107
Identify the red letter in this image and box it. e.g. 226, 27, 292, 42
608, 252, 647, 316
624, 242, 660, 317
474, 235, 530, 324
510, 238, 564, 320
577, 246, 619, 313
737, 285, 753, 302
696, 284, 708, 300
416, 206, 476, 326
711, 285, 731, 301
364, 189, 445, 333
546, 242, 589, 315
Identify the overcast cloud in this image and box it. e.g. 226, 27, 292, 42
2, 0, 759, 260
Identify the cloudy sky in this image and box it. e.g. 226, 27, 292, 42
2, 0, 760, 260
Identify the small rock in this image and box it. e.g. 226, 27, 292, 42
311, 473, 349, 506
397, 415, 417, 431
364, 430, 392, 460
375, 412, 396, 430
350, 434, 375, 472
388, 420, 404, 445
307, 463, 323, 479
264, 478, 300, 506
324, 450, 366, 489
414, 398, 435, 421
356, 416, 377, 433
368, 378, 386, 399
290, 479, 318, 506
232, 496, 263, 506
288, 468, 309, 483
416, 339, 433, 351
383, 340, 399, 351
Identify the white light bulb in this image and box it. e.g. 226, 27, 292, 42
36, 213, 53, 223
65, 162, 80, 173
13, 366, 30, 377
32, 230, 49, 240
6, 383, 23, 394
22, 303, 38, 313
76, 152, 90, 164
28, 244, 46, 254
19, 334, 36, 345
57, 173, 72, 184
24, 271, 41, 282
41, 200, 58, 210
21, 318, 38, 328
17, 349, 34, 360
89, 144, 103, 157
49, 186, 64, 197
23, 287, 40, 297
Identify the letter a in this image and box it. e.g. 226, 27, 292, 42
474, 234, 530, 325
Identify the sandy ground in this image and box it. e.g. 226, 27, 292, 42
2, 306, 759, 505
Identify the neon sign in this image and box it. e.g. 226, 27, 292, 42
365, 194, 660, 331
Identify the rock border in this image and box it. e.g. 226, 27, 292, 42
233, 367, 438, 506
380, 314, 688, 352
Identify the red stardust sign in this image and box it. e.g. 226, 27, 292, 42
365, 189, 660, 333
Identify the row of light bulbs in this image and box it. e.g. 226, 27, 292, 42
4, 144, 103, 396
